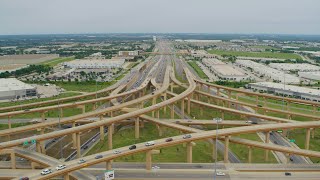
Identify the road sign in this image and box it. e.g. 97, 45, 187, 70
277, 130, 283, 133
289, 139, 295, 143
31, 139, 37, 144
105, 170, 114, 180
23, 141, 29, 146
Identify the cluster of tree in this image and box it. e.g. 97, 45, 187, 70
264, 59, 308, 65
214, 80, 251, 88
0, 64, 52, 78
146, 44, 155, 52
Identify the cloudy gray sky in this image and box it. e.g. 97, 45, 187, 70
0, 0, 319, 35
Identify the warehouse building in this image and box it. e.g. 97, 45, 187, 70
247, 82, 320, 102
118, 51, 139, 57
236, 60, 300, 84
269, 63, 320, 72
64, 58, 125, 69
298, 71, 320, 81
0, 78, 37, 100
202, 58, 248, 81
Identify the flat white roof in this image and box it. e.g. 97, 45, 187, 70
0, 78, 35, 92
250, 82, 320, 96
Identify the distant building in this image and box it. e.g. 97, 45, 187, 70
0, 78, 37, 100
153, 36, 157, 41
247, 82, 320, 102
63, 58, 125, 69
118, 51, 139, 57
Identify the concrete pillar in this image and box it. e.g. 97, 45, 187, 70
36, 142, 41, 153
313, 105, 316, 115
211, 139, 216, 160
228, 90, 231, 99
263, 97, 266, 106
92, 103, 96, 110
72, 123, 77, 148
76, 133, 81, 158
255, 96, 259, 104
170, 83, 174, 92
187, 142, 193, 163
181, 99, 185, 117
312, 128, 315, 139
10, 152, 16, 169
100, 115, 105, 141
286, 101, 290, 111
59, 108, 63, 118
157, 124, 163, 136
108, 124, 113, 150
265, 131, 270, 161
248, 146, 252, 163
106, 161, 112, 170
64, 174, 70, 180
217, 88, 220, 96
282, 129, 288, 137
8, 116, 11, 129
286, 153, 290, 164
224, 136, 230, 163
305, 128, 311, 150
164, 93, 167, 113
31, 162, 36, 169
156, 110, 160, 119
220, 110, 224, 120
41, 113, 45, 122
171, 104, 174, 119
40, 129, 46, 155
146, 150, 152, 170
135, 117, 140, 139
200, 106, 203, 116
152, 97, 156, 117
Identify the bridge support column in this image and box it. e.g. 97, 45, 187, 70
170, 83, 174, 92
146, 150, 152, 170
171, 104, 174, 119
10, 152, 16, 169
313, 105, 316, 115
41, 113, 45, 122
211, 139, 216, 160
72, 123, 77, 148
108, 124, 113, 150
220, 110, 224, 120
8, 116, 11, 129
248, 146, 252, 163
59, 108, 63, 118
282, 129, 288, 137
100, 116, 105, 141
156, 110, 160, 119
224, 136, 230, 163
228, 90, 231, 99
164, 93, 167, 113
216, 88, 220, 96
92, 103, 96, 111
76, 133, 81, 158
157, 124, 163, 137
181, 99, 185, 117
135, 117, 140, 139
64, 174, 70, 180
106, 161, 112, 170
305, 128, 311, 150
286, 154, 291, 164
265, 131, 270, 161
255, 96, 259, 105
312, 128, 315, 139
152, 97, 156, 117
36, 142, 41, 153
31, 162, 36, 169
187, 142, 193, 163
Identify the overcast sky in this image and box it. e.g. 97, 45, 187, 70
0, 0, 319, 35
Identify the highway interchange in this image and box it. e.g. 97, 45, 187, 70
0, 40, 319, 179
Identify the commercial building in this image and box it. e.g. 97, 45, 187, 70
236, 60, 300, 84
191, 50, 218, 58
0, 78, 37, 100
247, 82, 320, 102
63, 58, 125, 69
269, 63, 320, 72
298, 71, 320, 81
202, 58, 248, 81
118, 51, 139, 57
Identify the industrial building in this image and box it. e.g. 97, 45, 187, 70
298, 71, 320, 81
236, 60, 300, 84
118, 51, 139, 57
247, 82, 320, 102
202, 58, 248, 81
63, 58, 125, 69
269, 63, 320, 72
0, 78, 37, 100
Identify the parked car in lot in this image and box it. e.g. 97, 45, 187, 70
183, 134, 192, 139
41, 169, 52, 175
129, 145, 137, 150
165, 138, 173, 142
145, 141, 155, 146
95, 155, 103, 159
56, 164, 66, 170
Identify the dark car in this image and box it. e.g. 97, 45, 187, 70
129, 145, 137, 150
285, 172, 291, 176
95, 155, 103, 159
251, 122, 258, 124
165, 138, 173, 142
19, 177, 29, 180
257, 105, 263, 107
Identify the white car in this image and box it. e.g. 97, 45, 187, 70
113, 150, 121, 154
216, 172, 225, 176
56, 164, 66, 170
41, 169, 52, 175
245, 120, 252, 124
145, 141, 155, 146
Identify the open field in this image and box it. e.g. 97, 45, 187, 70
208, 50, 302, 60
187, 61, 208, 79
40, 56, 75, 67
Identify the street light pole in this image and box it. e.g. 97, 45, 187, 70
213, 117, 222, 180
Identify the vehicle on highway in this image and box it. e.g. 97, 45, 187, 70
113, 150, 121, 154
183, 134, 192, 139
285, 172, 291, 176
129, 145, 137, 150
95, 155, 103, 159
251, 121, 258, 124
145, 141, 155, 146
41, 169, 52, 175
257, 104, 263, 107
24, 109, 30, 112
216, 172, 225, 176
56, 164, 66, 170
78, 159, 86, 164
165, 138, 173, 142
187, 120, 192, 122
19, 177, 29, 180
245, 120, 252, 124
